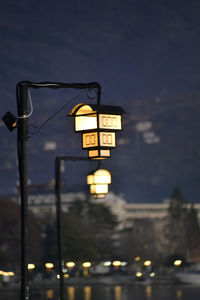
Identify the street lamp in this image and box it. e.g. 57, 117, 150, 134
27, 264, 35, 271
82, 262, 92, 277
69, 103, 124, 159
2, 81, 101, 300
144, 260, 152, 267
66, 262, 75, 268
45, 263, 54, 271
2, 81, 123, 300
173, 259, 182, 267
87, 169, 111, 198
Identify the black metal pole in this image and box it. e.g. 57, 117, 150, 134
54, 156, 93, 300
15, 81, 101, 300
17, 84, 29, 300
55, 157, 64, 300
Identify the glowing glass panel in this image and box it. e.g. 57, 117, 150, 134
94, 194, 105, 198
88, 149, 111, 159
90, 184, 108, 194
99, 132, 116, 147
99, 114, 122, 130
75, 114, 97, 132
87, 169, 111, 185
82, 132, 98, 148
95, 169, 111, 184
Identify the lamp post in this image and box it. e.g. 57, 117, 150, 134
2, 80, 123, 300
15, 81, 101, 300
55, 156, 93, 300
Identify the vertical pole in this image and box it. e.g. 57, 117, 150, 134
17, 84, 29, 300
55, 157, 64, 300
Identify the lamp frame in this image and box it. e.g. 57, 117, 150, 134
70, 103, 124, 159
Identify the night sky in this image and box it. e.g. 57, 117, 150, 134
0, 0, 200, 203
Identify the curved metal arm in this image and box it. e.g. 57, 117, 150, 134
16, 81, 101, 105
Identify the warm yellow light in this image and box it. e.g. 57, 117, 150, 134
144, 260, 152, 267
3, 272, 9, 277
87, 169, 111, 197
82, 132, 116, 149
45, 263, 54, 269
71, 104, 123, 132
73, 104, 97, 132
82, 132, 98, 148
136, 271, 143, 278
99, 132, 116, 147
64, 273, 70, 278
99, 114, 122, 130
76, 115, 97, 131
66, 262, 75, 268
70, 103, 124, 160
103, 261, 111, 267
134, 256, 141, 262
0, 270, 4, 275
112, 261, 122, 267
90, 184, 108, 194
82, 262, 92, 268
7, 272, 14, 276
93, 194, 106, 199
57, 274, 60, 279
87, 169, 111, 185
174, 259, 182, 266
46, 289, 54, 299
88, 149, 111, 159
28, 264, 35, 270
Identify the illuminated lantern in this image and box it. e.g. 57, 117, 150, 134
87, 169, 111, 198
69, 103, 124, 159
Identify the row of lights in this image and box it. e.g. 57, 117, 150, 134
0, 270, 15, 277
2, 259, 183, 280
27, 260, 127, 271
8, 259, 183, 272
134, 256, 183, 267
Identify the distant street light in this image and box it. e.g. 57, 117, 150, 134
144, 260, 152, 267
173, 259, 182, 266
82, 262, 92, 277
66, 262, 75, 268
87, 169, 111, 198
45, 263, 54, 271
82, 262, 92, 268
134, 256, 141, 262
27, 264, 35, 271
112, 260, 122, 267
